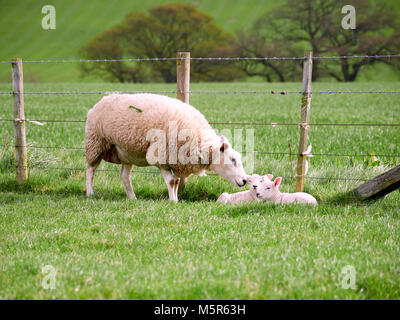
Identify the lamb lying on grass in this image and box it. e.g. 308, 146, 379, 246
217, 174, 273, 204
256, 177, 318, 205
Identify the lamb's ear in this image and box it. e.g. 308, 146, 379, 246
274, 177, 282, 187
219, 135, 230, 152
266, 174, 273, 180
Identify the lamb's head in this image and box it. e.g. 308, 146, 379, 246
256, 177, 282, 200
209, 136, 247, 187
248, 173, 273, 191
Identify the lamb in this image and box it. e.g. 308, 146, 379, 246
216, 174, 273, 204
85, 93, 248, 202
255, 177, 318, 205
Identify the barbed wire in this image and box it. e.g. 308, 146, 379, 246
1, 53, 400, 64
2, 90, 400, 95
1, 118, 399, 127
12, 145, 400, 158
28, 165, 369, 181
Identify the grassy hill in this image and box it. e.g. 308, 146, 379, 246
0, 0, 277, 82
0, 0, 399, 82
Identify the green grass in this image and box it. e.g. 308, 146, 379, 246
0, 81, 399, 299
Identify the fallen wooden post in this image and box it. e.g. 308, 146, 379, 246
353, 165, 400, 200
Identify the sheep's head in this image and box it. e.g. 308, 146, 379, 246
248, 173, 273, 191
256, 177, 282, 200
209, 136, 247, 187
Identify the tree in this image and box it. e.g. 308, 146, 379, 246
80, 3, 245, 82
235, 31, 301, 82
237, 0, 400, 81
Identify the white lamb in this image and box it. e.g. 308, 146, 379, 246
256, 177, 318, 205
85, 93, 248, 202
216, 174, 273, 204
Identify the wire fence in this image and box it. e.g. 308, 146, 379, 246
27, 165, 369, 182
1, 52, 400, 191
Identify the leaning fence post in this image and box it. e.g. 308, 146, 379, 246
11, 58, 28, 184
176, 52, 190, 104
296, 51, 313, 192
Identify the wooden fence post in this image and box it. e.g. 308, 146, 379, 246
296, 51, 313, 192
176, 52, 190, 104
11, 58, 28, 184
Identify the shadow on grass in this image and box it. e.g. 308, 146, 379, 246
0, 176, 223, 204
2, 175, 396, 209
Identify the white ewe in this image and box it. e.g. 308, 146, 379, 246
217, 174, 273, 204
85, 93, 247, 201
256, 177, 317, 205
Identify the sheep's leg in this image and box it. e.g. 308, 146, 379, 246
173, 177, 180, 201
86, 161, 100, 196
178, 177, 188, 190
120, 163, 136, 199
160, 169, 180, 202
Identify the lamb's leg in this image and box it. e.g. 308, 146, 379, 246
120, 163, 136, 199
86, 161, 100, 197
160, 169, 180, 202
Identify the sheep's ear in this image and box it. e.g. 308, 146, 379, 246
220, 135, 230, 152
266, 174, 273, 180
274, 177, 282, 187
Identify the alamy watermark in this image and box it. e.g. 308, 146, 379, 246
41, 265, 57, 290
41, 5, 56, 30
340, 265, 356, 290
145, 122, 255, 173
341, 5, 356, 30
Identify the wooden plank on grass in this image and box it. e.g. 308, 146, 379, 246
354, 165, 400, 200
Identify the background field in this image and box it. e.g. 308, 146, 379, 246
0, 80, 399, 299
1, 0, 400, 82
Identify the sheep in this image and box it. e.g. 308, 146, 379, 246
255, 177, 318, 205
85, 93, 247, 202
216, 174, 273, 204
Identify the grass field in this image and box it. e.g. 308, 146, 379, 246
0, 81, 399, 299
1, 0, 400, 82
0, 0, 277, 82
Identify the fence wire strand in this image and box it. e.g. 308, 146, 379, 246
11, 145, 400, 158
1, 53, 400, 64
1, 118, 400, 127
28, 165, 369, 181
2, 90, 400, 95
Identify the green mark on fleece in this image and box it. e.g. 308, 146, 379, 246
129, 105, 143, 113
